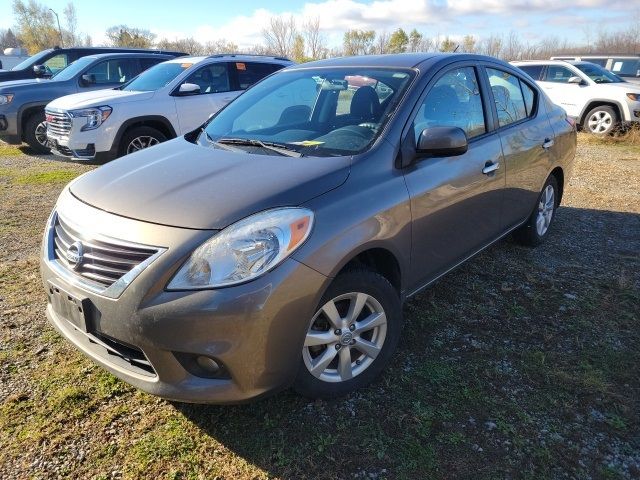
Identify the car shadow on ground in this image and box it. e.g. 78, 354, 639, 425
171, 206, 640, 478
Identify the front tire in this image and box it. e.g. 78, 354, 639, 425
584, 105, 617, 135
119, 126, 167, 157
293, 269, 402, 399
23, 110, 51, 154
513, 175, 559, 247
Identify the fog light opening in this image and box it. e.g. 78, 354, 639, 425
196, 355, 220, 374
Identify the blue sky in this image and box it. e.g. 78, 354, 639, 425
1, 0, 637, 49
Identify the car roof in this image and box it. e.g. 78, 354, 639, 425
292, 53, 510, 70
79, 52, 177, 61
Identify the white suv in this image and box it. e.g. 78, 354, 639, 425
512, 60, 640, 134
45, 54, 293, 161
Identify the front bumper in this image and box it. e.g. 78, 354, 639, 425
40, 189, 330, 403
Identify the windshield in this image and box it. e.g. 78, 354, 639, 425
123, 61, 192, 91
200, 67, 415, 157
11, 50, 51, 71
50, 56, 95, 81
609, 58, 640, 78
574, 63, 624, 83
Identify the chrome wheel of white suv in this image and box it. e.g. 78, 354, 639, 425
585, 105, 617, 135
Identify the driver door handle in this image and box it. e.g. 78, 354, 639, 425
542, 138, 554, 149
482, 161, 500, 175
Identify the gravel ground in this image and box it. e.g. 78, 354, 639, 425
0, 138, 638, 479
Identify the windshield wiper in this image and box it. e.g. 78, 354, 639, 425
217, 137, 303, 157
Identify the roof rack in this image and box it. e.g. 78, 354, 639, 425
206, 53, 292, 62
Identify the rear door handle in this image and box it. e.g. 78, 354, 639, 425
542, 138, 554, 149
482, 161, 500, 175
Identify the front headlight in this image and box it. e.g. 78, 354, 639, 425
167, 208, 314, 290
626, 93, 640, 101
68, 105, 112, 131
0, 94, 14, 105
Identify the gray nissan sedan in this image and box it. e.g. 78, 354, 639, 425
40, 53, 576, 403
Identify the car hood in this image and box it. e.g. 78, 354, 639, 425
47, 89, 154, 110
0, 78, 50, 91
592, 81, 640, 92
70, 136, 351, 230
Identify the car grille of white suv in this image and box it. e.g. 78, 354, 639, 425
45, 109, 72, 137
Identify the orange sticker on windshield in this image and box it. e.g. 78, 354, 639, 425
180, 63, 193, 68
236, 62, 246, 70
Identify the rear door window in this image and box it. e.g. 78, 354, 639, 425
486, 68, 532, 127
235, 62, 284, 90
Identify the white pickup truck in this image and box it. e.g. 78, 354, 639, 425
512, 60, 640, 134
45, 54, 293, 161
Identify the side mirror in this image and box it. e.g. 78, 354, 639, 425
80, 74, 96, 86
416, 126, 468, 158
33, 64, 47, 77
177, 83, 201, 96
568, 76, 583, 85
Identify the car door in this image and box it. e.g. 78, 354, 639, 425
537, 65, 585, 118
403, 65, 506, 287
173, 62, 237, 133
78, 58, 139, 92
485, 66, 555, 228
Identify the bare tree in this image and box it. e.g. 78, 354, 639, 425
63, 2, 77, 46
203, 39, 239, 54
462, 35, 476, 53
373, 31, 390, 54
478, 34, 503, 58
105, 25, 156, 48
263, 15, 297, 58
302, 17, 326, 60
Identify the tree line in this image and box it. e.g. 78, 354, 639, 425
2, 0, 639, 62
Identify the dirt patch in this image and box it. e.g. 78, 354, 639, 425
0, 143, 638, 479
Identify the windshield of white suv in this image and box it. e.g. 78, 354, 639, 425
574, 63, 624, 83
199, 67, 415, 157
122, 61, 192, 91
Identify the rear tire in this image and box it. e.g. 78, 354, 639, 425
513, 175, 559, 247
23, 110, 51, 154
119, 126, 167, 157
584, 105, 617, 135
293, 268, 402, 399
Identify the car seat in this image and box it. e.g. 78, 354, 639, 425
349, 86, 381, 123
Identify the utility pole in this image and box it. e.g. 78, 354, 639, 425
49, 8, 64, 47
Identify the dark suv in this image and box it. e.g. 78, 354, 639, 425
0, 46, 185, 83
0, 52, 181, 152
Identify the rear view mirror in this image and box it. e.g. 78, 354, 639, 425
416, 126, 468, 158
33, 64, 47, 77
320, 79, 348, 91
177, 83, 201, 95
568, 76, 583, 85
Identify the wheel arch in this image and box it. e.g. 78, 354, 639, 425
17, 102, 47, 140
549, 166, 565, 205
113, 115, 177, 150
578, 100, 624, 126
330, 245, 403, 298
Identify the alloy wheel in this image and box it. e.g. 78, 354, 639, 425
587, 110, 613, 134
35, 121, 48, 147
126, 136, 160, 154
536, 184, 555, 236
302, 292, 387, 383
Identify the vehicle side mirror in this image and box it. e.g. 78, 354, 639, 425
568, 76, 583, 85
416, 126, 468, 158
176, 83, 201, 96
33, 64, 47, 77
80, 74, 96, 86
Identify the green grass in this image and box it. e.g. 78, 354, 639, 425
15, 169, 79, 184
0, 143, 24, 156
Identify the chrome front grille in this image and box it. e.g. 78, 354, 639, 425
45, 109, 72, 137
50, 213, 161, 295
